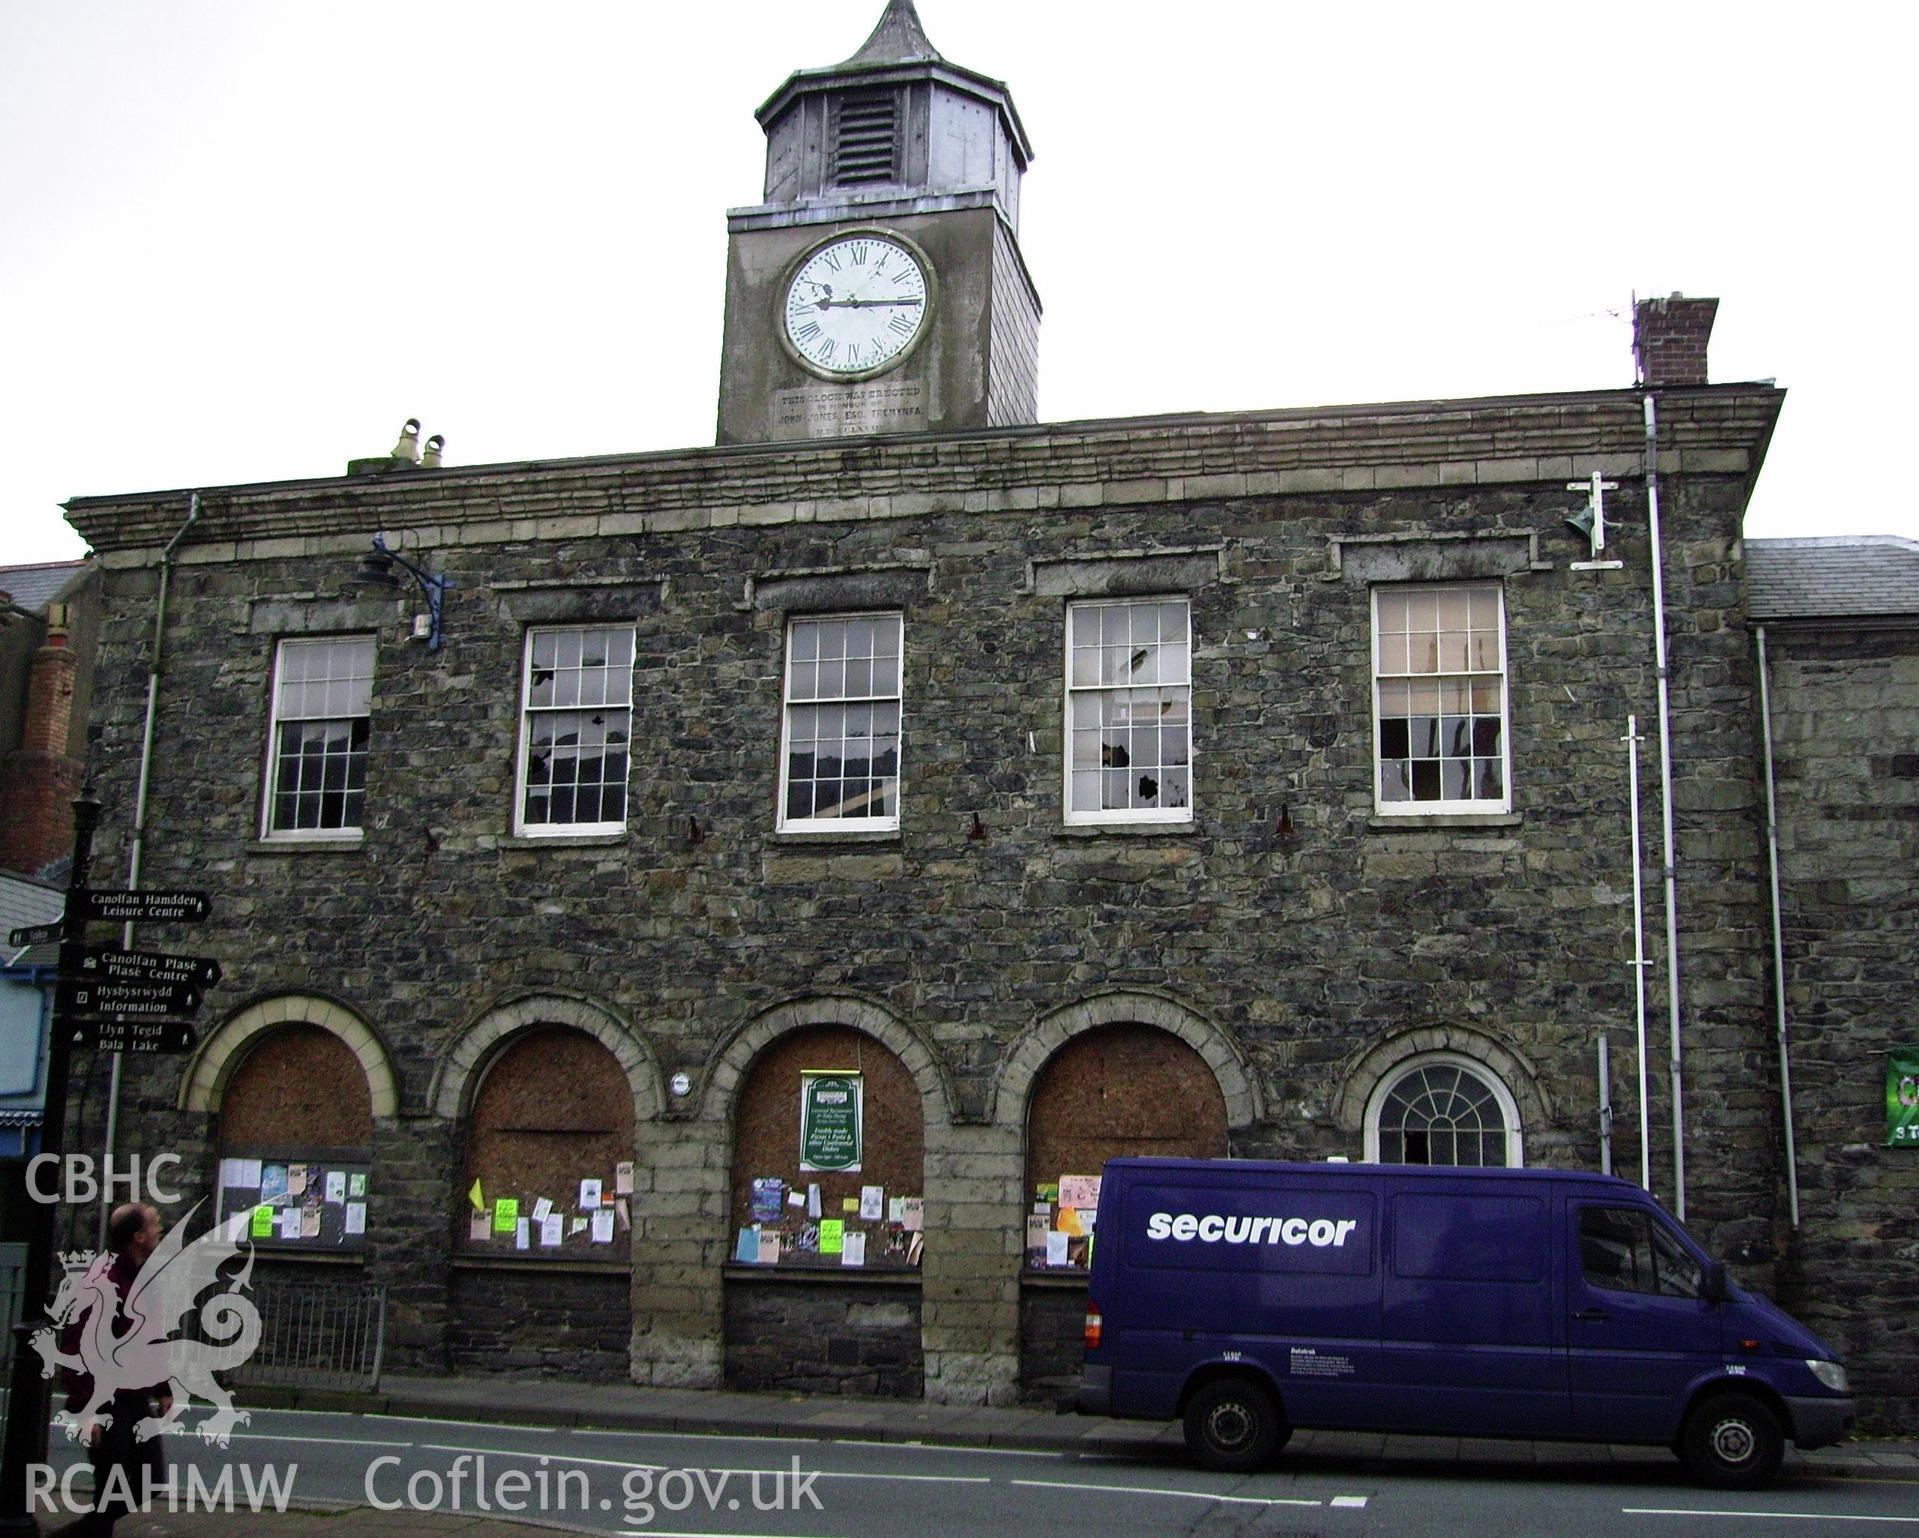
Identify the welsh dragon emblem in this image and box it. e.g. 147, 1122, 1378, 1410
30, 1202, 261, 1448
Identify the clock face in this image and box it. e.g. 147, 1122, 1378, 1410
782, 232, 931, 379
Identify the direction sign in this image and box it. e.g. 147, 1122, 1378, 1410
70, 1019, 197, 1055
7, 922, 61, 948
79, 889, 211, 924
74, 947, 222, 989
58, 977, 204, 1018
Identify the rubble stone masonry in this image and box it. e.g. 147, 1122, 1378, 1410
63, 387, 1868, 1414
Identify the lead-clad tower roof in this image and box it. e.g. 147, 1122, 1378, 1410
749, 0, 1032, 229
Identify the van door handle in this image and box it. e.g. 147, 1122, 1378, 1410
1572, 1307, 1607, 1322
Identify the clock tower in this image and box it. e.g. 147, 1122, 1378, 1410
716, 0, 1040, 445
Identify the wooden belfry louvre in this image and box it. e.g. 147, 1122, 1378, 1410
831, 91, 900, 185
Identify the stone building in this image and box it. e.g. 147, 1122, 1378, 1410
1742, 537, 1919, 1430
51, 4, 1913, 1426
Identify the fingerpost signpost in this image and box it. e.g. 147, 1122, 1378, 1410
0, 790, 216, 1536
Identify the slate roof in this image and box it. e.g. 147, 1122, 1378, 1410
1746, 536, 1919, 622
0, 871, 65, 969
0, 559, 92, 615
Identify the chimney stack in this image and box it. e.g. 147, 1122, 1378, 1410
1633, 293, 1718, 388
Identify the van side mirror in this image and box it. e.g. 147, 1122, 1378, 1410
1701, 1261, 1729, 1303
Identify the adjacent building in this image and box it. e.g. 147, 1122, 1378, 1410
46, 3, 1915, 1427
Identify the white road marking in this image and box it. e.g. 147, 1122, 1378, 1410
1332, 1494, 1370, 1507
568, 1427, 814, 1446
422, 1442, 662, 1472
423, 1444, 989, 1485
226, 1433, 415, 1448
615, 1532, 838, 1538
1013, 1478, 1319, 1507
366, 1413, 561, 1434
1625, 1509, 1919, 1525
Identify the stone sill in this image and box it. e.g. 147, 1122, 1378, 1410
249, 836, 366, 855
452, 1254, 630, 1275
722, 1263, 920, 1286
768, 828, 900, 847
1366, 812, 1523, 832
1053, 821, 1196, 840
1020, 1269, 1090, 1289
249, 1249, 366, 1266
494, 833, 628, 850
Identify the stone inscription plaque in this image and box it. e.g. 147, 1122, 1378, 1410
774, 379, 927, 440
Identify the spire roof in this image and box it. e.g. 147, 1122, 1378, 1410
843, 0, 942, 66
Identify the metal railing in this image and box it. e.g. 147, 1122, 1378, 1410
0, 1246, 22, 1435
224, 1277, 387, 1393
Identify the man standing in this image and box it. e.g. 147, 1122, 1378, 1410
52, 1202, 172, 1536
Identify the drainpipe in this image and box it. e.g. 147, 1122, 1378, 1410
100, 491, 201, 1244
1642, 393, 1687, 1221
1624, 714, 1652, 1191
1753, 624, 1801, 1227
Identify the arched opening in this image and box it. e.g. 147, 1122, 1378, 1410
1366, 1052, 1523, 1167
452, 1024, 636, 1379
725, 1023, 926, 1397
1019, 1023, 1228, 1399
214, 1024, 375, 1253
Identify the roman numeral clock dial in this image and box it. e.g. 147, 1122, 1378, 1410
781, 231, 933, 380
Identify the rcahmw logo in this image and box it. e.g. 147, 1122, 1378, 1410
30, 1202, 262, 1448
1145, 1211, 1360, 1247
29, 1462, 296, 1517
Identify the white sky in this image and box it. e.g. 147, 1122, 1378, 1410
5, 1, 1913, 567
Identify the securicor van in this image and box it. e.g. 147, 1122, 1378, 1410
1074, 1159, 1854, 1488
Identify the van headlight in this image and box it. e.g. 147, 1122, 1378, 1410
1807, 1359, 1849, 1393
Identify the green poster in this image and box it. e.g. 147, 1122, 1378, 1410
1889, 1050, 1919, 1148
800, 1072, 862, 1172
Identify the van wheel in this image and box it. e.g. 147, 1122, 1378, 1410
1681, 1390, 1784, 1489
1183, 1379, 1285, 1472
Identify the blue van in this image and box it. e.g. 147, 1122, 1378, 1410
1075, 1159, 1854, 1488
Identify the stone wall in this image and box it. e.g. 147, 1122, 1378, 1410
448, 1265, 632, 1379
1017, 1284, 1087, 1405
1760, 625, 1919, 1431
723, 1276, 923, 1397
59, 391, 1810, 1408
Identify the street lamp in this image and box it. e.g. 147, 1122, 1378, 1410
347, 534, 453, 651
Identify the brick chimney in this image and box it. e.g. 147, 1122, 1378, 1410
0, 603, 84, 876
1633, 293, 1718, 387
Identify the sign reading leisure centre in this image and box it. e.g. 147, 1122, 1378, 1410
80, 889, 212, 924
800, 1072, 863, 1173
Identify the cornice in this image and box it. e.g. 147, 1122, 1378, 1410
65, 386, 1784, 565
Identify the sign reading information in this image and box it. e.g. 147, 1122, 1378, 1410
800, 1072, 863, 1173
1890, 1049, 1919, 1147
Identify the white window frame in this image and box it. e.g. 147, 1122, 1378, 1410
1371, 582, 1511, 816
777, 612, 905, 833
1362, 1052, 1525, 1167
261, 636, 376, 842
1063, 596, 1194, 826
513, 624, 635, 838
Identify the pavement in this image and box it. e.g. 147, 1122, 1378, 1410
68, 1372, 1916, 1536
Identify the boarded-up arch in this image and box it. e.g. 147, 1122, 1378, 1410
180, 993, 396, 1118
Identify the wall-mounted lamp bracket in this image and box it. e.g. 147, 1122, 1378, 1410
354, 533, 454, 650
